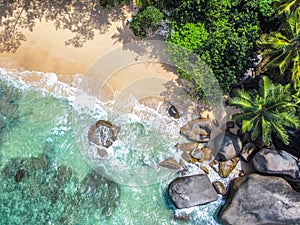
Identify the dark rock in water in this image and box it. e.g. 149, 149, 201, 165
212, 181, 227, 196
218, 173, 300, 225
168, 105, 181, 119
79, 171, 120, 217
180, 118, 212, 142
52, 166, 72, 185
168, 174, 218, 208
216, 132, 242, 161
88, 120, 120, 148
177, 142, 198, 152
252, 148, 299, 178
159, 157, 181, 170
219, 157, 240, 178
240, 143, 256, 162
14, 169, 25, 182
173, 213, 190, 221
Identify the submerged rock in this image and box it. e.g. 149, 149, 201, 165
1, 154, 121, 224
180, 118, 212, 142
88, 120, 120, 148
14, 169, 25, 182
252, 148, 299, 178
216, 132, 242, 161
219, 174, 300, 225
168, 174, 218, 208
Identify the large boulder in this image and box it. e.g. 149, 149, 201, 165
216, 132, 242, 161
88, 120, 120, 148
168, 174, 218, 209
219, 173, 300, 225
252, 148, 299, 179
180, 118, 212, 142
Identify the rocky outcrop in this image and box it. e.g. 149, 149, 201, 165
88, 120, 120, 148
252, 148, 299, 178
240, 143, 256, 162
168, 174, 218, 208
219, 173, 300, 225
216, 132, 242, 161
180, 118, 212, 142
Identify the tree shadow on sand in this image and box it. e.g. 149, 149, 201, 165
0, 0, 131, 53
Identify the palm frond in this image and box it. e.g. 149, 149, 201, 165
279, 51, 294, 74
259, 76, 274, 98
271, 121, 290, 145
251, 119, 261, 141
261, 116, 272, 145
292, 50, 300, 82
280, 111, 300, 127
275, 0, 297, 15
229, 97, 253, 111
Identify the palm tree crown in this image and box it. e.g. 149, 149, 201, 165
256, 7, 300, 83
229, 76, 300, 146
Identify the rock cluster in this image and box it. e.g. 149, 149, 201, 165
166, 115, 300, 225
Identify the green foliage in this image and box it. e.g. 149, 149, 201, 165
168, 22, 208, 52
166, 0, 275, 93
229, 76, 300, 145
257, 7, 300, 84
99, 0, 131, 8
130, 6, 163, 38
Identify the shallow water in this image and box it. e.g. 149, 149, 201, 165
0, 70, 223, 225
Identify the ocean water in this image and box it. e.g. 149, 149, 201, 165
0, 68, 224, 225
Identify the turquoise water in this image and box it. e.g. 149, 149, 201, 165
0, 71, 222, 225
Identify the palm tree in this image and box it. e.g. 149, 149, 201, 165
275, 0, 300, 15
256, 7, 300, 83
229, 76, 300, 146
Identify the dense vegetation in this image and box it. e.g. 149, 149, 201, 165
130, 0, 300, 149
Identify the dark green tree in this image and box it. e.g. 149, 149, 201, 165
130, 6, 163, 38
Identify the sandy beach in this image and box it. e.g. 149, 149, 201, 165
0, 3, 181, 108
